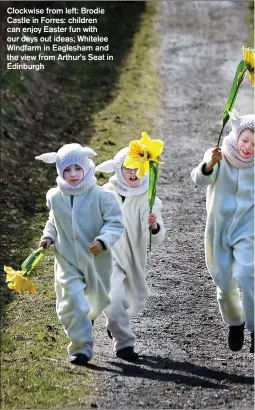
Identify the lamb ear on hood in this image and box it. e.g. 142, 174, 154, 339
95, 159, 115, 173
228, 108, 239, 123
35, 152, 58, 163
82, 147, 97, 157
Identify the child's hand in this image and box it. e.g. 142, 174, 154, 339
211, 146, 223, 164
40, 239, 52, 249
148, 212, 157, 229
88, 240, 104, 256
206, 146, 223, 172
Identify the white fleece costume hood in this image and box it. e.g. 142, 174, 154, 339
221, 109, 255, 169
36, 143, 97, 195
96, 147, 149, 197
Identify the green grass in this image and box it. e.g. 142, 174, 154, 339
1, 2, 161, 408
2, 244, 92, 408
91, 2, 161, 180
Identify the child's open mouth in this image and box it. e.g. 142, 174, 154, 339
242, 150, 251, 156
129, 176, 138, 181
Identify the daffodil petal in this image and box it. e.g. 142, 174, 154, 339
140, 132, 151, 145
4, 266, 15, 274
6, 272, 16, 282
248, 71, 255, 87
128, 140, 142, 152
152, 159, 164, 164
144, 161, 150, 174
242, 47, 255, 86
28, 283, 37, 294
146, 142, 164, 160
123, 156, 142, 166
128, 141, 147, 158
243, 47, 255, 70
128, 139, 139, 148
137, 164, 146, 178
137, 161, 150, 177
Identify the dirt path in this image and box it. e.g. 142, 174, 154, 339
84, 2, 254, 409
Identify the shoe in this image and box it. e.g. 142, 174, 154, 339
228, 322, 245, 351
70, 353, 89, 365
250, 332, 254, 353
116, 346, 139, 361
107, 328, 113, 339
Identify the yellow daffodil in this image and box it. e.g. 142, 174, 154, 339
123, 132, 164, 177
4, 265, 27, 277
4, 265, 37, 295
242, 46, 255, 86
3, 248, 45, 295
8, 276, 37, 295
123, 132, 165, 250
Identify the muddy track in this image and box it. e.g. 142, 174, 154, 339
84, 2, 254, 409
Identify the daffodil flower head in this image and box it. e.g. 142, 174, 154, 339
123, 132, 164, 177
4, 266, 37, 295
242, 46, 255, 87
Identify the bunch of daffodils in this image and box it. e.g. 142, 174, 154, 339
4, 247, 45, 295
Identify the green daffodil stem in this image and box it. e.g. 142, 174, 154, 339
216, 84, 239, 146
148, 161, 158, 251
217, 67, 248, 146
216, 123, 225, 147
149, 210, 153, 252
21, 247, 45, 274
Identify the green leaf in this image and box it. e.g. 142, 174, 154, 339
21, 247, 45, 274
217, 61, 247, 146
149, 161, 158, 211
222, 60, 246, 124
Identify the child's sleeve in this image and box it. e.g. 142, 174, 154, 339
40, 193, 57, 243
191, 148, 219, 186
95, 191, 124, 251
143, 196, 166, 246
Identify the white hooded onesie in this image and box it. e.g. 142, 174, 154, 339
96, 147, 166, 352
36, 143, 124, 360
191, 111, 254, 332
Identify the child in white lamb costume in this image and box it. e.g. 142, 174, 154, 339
191, 110, 254, 353
96, 147, 166, 361
36, 143, 124, 365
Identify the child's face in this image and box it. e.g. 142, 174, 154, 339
237, 129, 254, 159
121, 165, 140, 188
63, 164, 84, 186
